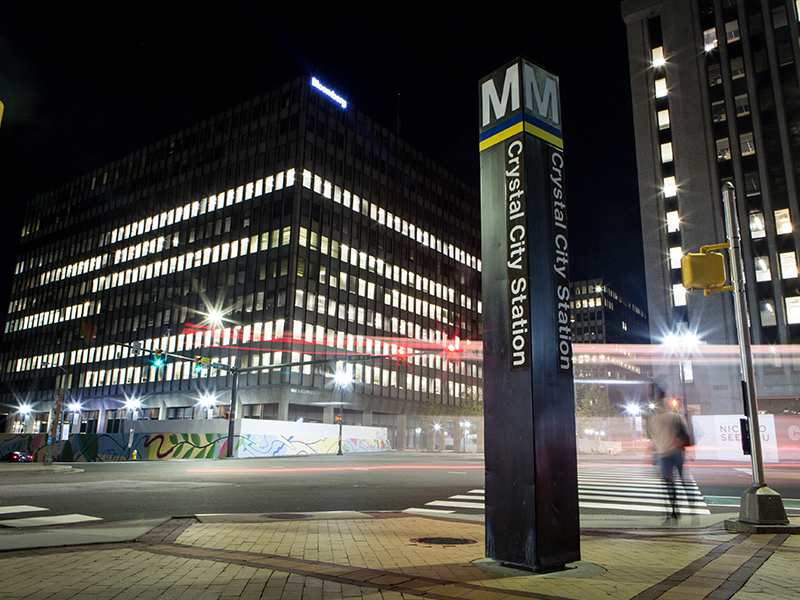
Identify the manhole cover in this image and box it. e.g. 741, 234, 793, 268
261, 513, 314, 520
410, 537, 477, 545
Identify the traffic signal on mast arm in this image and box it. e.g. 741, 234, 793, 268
194, 355, 203, 374
153, 349, 165, 367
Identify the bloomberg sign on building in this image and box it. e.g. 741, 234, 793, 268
479, 58, 579, 571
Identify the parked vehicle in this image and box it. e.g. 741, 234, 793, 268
0, 451, 33, 462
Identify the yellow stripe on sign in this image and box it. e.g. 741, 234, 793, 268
478, 122, 524, 152
479, 121, 564, 151
524, 122, 564, 150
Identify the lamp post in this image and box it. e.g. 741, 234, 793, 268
124, 397, 141, 459
334, 370, 351, 455
44, 362, 69, 466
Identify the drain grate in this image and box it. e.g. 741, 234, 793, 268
410, 536, 477, 545
261, 513, 314, 520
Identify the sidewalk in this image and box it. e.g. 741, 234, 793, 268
1, 510, 799, 600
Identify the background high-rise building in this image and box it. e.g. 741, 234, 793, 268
0, 77, 483, 447
622, 0, 800, 415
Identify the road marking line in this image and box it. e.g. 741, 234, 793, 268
0, 514, 103, 528
427, 500, 486, 509
0, 506, 49, 515
579, 502, 710, 514
402, 508, 455, 515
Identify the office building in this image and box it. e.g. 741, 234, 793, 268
0, 76, 483, 448
571, 278, 651, 408
622, 0, 800, 414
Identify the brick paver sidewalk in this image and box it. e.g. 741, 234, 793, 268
0, 514, 798, 599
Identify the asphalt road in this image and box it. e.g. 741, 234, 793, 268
1, 453, 797, 523
0, 452, 486, 522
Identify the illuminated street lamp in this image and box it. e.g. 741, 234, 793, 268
662, 329, 698, 421
197, 393, 216, 419
433, 422, 442, 452
66, 402, 81, 437
17, 404, 32, 433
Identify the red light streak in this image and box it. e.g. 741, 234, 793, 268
186, 464, 485, 474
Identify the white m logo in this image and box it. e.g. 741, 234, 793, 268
523, 64, 559, 125
481, 65, 520, 127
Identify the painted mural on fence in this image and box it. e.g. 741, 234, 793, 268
0, 433, 390, 462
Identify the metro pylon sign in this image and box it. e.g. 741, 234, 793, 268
479, 57, 580, 571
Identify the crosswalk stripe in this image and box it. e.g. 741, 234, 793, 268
0, 514, 103, 528
405, 466, 711, 517
0, 505, 49, 516
427, 500, 486, 509
403, 507, 455, 516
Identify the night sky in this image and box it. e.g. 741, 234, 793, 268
0, 2, 645, 338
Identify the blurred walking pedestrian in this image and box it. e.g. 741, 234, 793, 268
650, 395, 692, 524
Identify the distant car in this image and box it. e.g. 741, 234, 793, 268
0, 451, 33, 462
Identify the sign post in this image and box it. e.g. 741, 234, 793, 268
479, 57, 580, 570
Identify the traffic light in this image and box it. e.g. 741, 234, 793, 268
397, 347, 407, 367
194, 356, 203, 374
335, 414, 342, 424
153, 349, 165, 367
671, 398, 680, 410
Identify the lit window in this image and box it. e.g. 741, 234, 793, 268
666, 211, 680, 233
717, 138, 731, 161
775, 209, 792, 234
704, 27, 718, 51
672, 284, 687, 306
712, 101, 726, 122
785, 296, 800, 324
755, 256, 772, 281
658, 109, 670, 130
655, 78, 668, 98
760, 300, 777, 326
708, 63, 722, 86
731, 57, 745, 79
740, 132, 755, 156
725, 20, 740, 43
735, 94, 750, 116
660, 142, 674, 163
669, 247, 683, 269
664, 176, 677, 197
749, 212, 766, 239
780, 252, 798, 278
652, 47, 666, 67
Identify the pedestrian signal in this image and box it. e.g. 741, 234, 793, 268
681, 251, 727, 292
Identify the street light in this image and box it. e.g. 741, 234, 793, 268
662, 329, 698, 422
124, 397, 141, 459
334, 369, 352, 455
17, 404, 32, 433
197, 393, 216, 419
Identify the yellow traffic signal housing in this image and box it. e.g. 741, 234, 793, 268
681, 252, 727, 292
